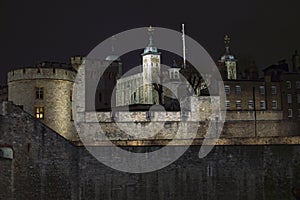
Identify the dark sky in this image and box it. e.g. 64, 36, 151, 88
1, 0, 300, 84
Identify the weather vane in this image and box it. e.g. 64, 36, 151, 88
147, 25, 154, 46
148, 25, 155, 34
224, 35, 231, 45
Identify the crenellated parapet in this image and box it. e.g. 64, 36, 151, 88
8, 66, 76, 83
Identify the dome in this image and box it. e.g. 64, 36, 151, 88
143, 46, 158, 54
105, 55, 121, 62
221, 54, 235, 61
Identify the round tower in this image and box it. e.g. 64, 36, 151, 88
7, 62, 78, 140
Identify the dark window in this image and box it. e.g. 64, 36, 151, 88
235, 85, 241, 94
259, 86, 265, 95
35, 87, 44, 99
70, 109, 73, 121
70, 90, 73, 101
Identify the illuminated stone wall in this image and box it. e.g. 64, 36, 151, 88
7, 68, 77, 140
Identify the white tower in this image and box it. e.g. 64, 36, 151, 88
220, 35, 237, 80
141, 26, 161, 104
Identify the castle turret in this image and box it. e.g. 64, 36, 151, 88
141, 26, 161, 104
218, 35, 237, 80
7, 62, 78, 140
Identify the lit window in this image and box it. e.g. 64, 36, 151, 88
260, 100, 266, 110
235, 85, 241, 94
35, 87, 44, 99
259, 86, 265, 95
248, 100, 254, 109
272, 100, 277, 109
287, 94, 292, 104
297, 81, 300, 89
225, 85, 230, 95
226, 100, 230, 109
287, 81, 292, 89
288, 109, 293, 118
271, 86, 277, 95
35, 107, 44, 119
236, 100, 241, 109
297, 94, 300, 104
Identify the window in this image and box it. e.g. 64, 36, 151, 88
288, 109, 293, 118
297, 93, 300, 104
35, 107, 44, 119
287, 81, 292, 89
70, 90, 73, 101
174, 71, 179, 79
70, 109, 73, 121
236, 100, 241, 109
133, 92, 137, 102
235, 85, 241, 94
259, 86, 265, 95
271, 86, 277, 95
225, 85, 230, 95
260, 100, 266, 110
35, 87, 44, 99
287, 94, 292, 104
226, 100, 230, 109
248, 100, 254, 109
297, 81, 300, 89
170, 71, 174, 79
272, 100, 277, 109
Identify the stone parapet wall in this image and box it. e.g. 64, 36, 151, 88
8, 68, 76, 83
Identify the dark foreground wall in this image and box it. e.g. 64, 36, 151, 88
1, 103, 300, 200
0, 103, 79, 200
78, 145, 300, 200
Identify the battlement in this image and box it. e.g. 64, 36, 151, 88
8, 67, 77, 82
70, 56, 86, 70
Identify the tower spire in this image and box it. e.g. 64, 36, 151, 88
148, 25, 155, 46
224, 35, 231, 54
143, 26, 158, 55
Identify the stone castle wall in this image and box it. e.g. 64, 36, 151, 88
1, 102, 300, 200
8, 68, 77, 140
75, 95, 299, 142
0, 102, 78, 200
0, 86, 8, 103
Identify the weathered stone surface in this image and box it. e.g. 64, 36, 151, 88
1, 103, 300, 200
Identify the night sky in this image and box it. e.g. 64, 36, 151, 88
1, 0, 300, 84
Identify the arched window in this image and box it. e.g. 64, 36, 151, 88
175, 71, 179, 79
170, 72, 174, 79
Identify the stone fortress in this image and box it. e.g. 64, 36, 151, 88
3, 26, 299, 142
0, 26, 300, 199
